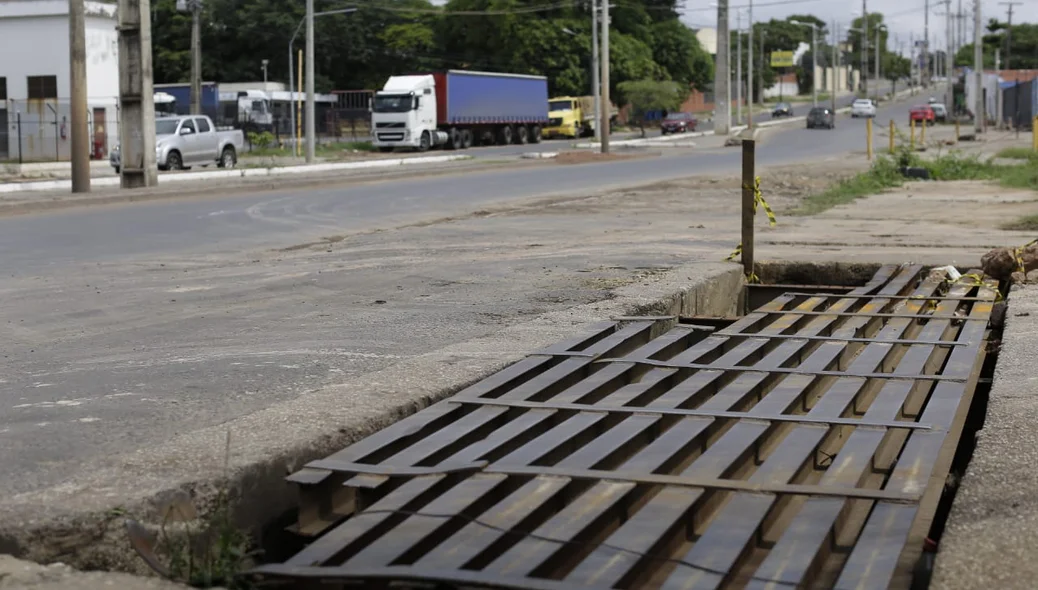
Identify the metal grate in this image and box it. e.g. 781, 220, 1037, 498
252, 264, 996, 589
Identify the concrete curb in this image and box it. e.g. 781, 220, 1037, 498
521, 152, 560, 159
0, 262, 742, 575
931, 284, 1038, 589
0, 154, 473, 194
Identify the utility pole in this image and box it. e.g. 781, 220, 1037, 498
117, 0, 157, 188
999, 2, 1020, 71
747, 0, 753, 128
995, 49, 1002, 125
714, 0, 730, 135
831, 20, 839, 114
190, 0, 201, 114
973, 0, 982, 133
874, 26, 881, 101
758, 29, 765, 106
944, 0, 953, 109
305, 0, 315, 162
69, 0, 90, 192
591, 0, 601, 141
736, 10, 743, 125
923, 0, 930, 87
599, 0, 610, 153
861, 0, 868, 96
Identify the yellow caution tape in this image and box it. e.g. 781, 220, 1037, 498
724, 176, 777, 265
956, 273, 1003, 301
1014, 238, 1036, 276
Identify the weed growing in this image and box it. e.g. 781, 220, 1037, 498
794, 141, 1038, 215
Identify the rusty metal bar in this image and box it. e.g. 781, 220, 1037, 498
255, 264, 994, 590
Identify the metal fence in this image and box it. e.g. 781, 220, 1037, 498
1002, 80, 1036, 130
3, 98, 121, 163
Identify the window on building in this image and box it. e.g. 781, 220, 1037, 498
0, 77, 7, 101
26, 75, 58, 99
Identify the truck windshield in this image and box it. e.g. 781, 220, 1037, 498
372, 95, 413, 113
549, 100, 573, 111
156, 120, 179, 135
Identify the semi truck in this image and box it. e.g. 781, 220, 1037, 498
544, 95, 621, 139
371, 70, 549, 151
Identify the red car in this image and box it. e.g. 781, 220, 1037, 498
910, 105, 936, 123
660, 112, 698, 134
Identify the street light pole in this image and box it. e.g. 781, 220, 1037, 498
790, 20, 818, 107
591, 0, 601, 141
599, 0, 610, 153
289, 7, 356, 156
713, 0, 730, 135
874, 25, 885, 102
747, 0, 753, 128
736, 9, 743, 124
305, 0, 315, 162
262, 59, 268, 84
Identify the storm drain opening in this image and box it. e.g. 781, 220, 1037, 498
246, 263, 1003, 590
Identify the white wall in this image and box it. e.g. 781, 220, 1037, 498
0, 1, 119, 160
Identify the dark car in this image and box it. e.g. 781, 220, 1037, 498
660, 112, 697, 134
771, 102, 794, 118
806, 107, 835, 129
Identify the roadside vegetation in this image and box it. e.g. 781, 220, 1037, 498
244, 131, 375, 159
995, 146, 1038, 161
792, 144, 1038, 216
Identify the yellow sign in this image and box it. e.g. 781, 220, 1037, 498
770, 51, 795, 68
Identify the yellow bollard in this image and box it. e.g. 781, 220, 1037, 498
921, 118, 927, 145
910, 118, 916, 150
866, 117, 873, 160
889, 119, 895, 153
1034, 116, 1038, 151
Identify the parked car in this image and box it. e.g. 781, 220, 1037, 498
909, 105, 936, 124
771, 102, 794, 118
850, 99, 877, 118
930, 103, 948, 122
806, 107, 835, 129
109, 115, 244, 173
660, 112, 697, 134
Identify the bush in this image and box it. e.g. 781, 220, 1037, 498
247, 131, 276, 150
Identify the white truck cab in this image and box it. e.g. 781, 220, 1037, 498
371, 75, 446, 151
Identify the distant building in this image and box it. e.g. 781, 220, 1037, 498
0, 0, 119, 161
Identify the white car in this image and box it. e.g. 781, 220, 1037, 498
850, 99, 877, 118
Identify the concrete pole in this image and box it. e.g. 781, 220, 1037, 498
288, 42, 294, 152
305, 0, 316, 162
599, 0, 610, 153
862, 0, 868, 96
747, 0, 753, 128
758, 29, 764, 106
68, 0, 90, 192
924, 0, 930, 87
811, 24, 817, 107
945, 0, 953, 109
874, 26, 881, 101
832, 20, 839, 115
973, 0, 982, 133
592, 0, 601, 141
995, 49, 1002, 125
714, 0, 730, 135
117, 0, 157, 187
190, 2, 201, 115
736, 10, 742, 125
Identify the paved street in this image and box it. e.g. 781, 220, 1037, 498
0, 94, 920, 500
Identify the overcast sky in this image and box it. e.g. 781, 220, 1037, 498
679, 0, 1037, 54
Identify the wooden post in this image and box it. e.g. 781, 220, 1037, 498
741, 138, 755, 278
866, 117, 873, 160
1033, 116, 1038, 151
889, 119, 895, 153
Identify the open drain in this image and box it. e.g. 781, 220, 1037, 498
248, 263, 999, 589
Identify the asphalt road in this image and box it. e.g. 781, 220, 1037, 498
0, 95, 919, 277
0, 92, 921, 497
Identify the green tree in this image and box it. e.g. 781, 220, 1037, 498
617, 79, 684, 136
956, 23, 1038, 69
649, 20, 714, 90
846, 13, 889, 87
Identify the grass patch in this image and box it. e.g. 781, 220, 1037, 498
995, 146, 1038, 160
793, 146, 1038, 215
1002, 214, 1038, 231
245, 140, 376, 158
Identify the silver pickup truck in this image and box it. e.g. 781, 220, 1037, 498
110, 115, 245, 173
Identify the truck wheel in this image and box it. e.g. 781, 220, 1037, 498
218, 146, 236, 168
461, 129, 473, 149
166, 150, 183, 171
530, 126, 542, 144
447, 128, 461, 150
419, 132, 431, 152
499, 125, 513, 145
517, 125, 529, 144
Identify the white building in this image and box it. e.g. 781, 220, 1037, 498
0, 0, 119, 162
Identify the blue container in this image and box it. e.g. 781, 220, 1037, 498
153, 83, 220, 115
433, 71, 549, 126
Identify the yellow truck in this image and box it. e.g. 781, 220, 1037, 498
545, 96, 596, 139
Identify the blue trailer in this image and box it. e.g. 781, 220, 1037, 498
153, 82, 220, 117
371, 70, 549, 151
